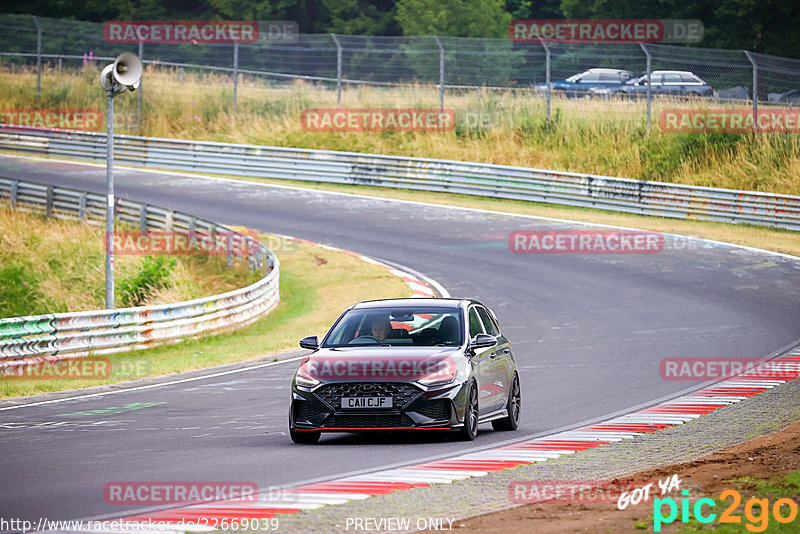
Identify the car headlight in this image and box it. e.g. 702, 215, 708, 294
417, 359, 463, 387
295, 364, 320, 388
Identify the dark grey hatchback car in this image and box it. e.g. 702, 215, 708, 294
289, 298, 520, 443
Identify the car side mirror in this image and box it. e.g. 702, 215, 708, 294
470, 333, 497, 350
299, 336, 319, 350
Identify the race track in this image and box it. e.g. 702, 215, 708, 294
1, 154, 799, 524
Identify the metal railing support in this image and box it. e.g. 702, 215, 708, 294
45, 185, 53, 218
10, 180, 19, 209
78, 192, 87, 221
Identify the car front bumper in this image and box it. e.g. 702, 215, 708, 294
290, 380, 470, 432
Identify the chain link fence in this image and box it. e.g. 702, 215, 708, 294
2, 13, 800, 126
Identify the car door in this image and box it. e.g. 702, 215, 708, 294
661, 72, 684, 96
681, 73, 707, 96
468, 305, 507, 413
468, 306, 498, 413
476, 305, 513, 411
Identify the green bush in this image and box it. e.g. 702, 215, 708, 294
117, 255, 177, 307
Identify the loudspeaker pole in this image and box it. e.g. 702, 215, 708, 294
99, 52, 142, 310
105, 87, 115, 309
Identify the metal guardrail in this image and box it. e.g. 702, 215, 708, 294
0, 175, 280, 367
1, 125, 799, 231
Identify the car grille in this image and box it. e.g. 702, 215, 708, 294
411, 399, 451, 421
324, 413, 416, 428
314, 382, 423, 410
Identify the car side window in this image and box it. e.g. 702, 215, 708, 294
580, 72, 602, 83
476, 307, 499, 336
663, 73, 682, 83
468, 308, 485, 338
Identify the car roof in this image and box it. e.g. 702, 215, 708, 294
652, 70, 697, 75
587, 68, 632, 74
350, 298, 473, 310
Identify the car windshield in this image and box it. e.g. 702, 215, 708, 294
322, 307, 464, 347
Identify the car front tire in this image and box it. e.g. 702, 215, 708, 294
458, 382, 479, 441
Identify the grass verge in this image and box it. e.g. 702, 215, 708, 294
0, 236, 411, 399
0, 207, 258, 316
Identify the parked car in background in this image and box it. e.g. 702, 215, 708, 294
534, 68, 634, 97
589, 71, 712, 98
768, 89, 800, 104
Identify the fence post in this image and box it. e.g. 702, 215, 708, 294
331, 34, 342, 104
434, 35, 445, 114
137, 40, 143, 123
32, 16, 41, 105
639, 43, 652, 130
179, 66, 184, 84
58, 55, 62, 73
744, 51, 758, 132
233, 41, 239, 119
538, 37, 551, 119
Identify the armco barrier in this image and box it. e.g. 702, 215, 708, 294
1, 125, 799, 230
0, 176, 280, 368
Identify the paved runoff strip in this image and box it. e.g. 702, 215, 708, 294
54, 352, 800, 533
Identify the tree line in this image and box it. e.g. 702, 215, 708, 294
4, 0, 798, 58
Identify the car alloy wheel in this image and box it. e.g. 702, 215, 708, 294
492, 373, 521, 431
459, 383, 479, 441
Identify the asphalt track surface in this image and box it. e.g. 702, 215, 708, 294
1, 154, 799, 525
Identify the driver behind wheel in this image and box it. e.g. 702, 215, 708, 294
367, 314, 392, 342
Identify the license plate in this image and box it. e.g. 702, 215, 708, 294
341, 396, 392, 409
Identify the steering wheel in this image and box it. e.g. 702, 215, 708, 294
349, 335, 381, 344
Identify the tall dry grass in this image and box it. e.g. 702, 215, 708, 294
0, 207, 257, 317
1, 64, 799, 194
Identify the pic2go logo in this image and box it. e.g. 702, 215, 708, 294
654, 489, 799, 532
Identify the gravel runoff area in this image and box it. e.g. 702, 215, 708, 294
269, 376, 800, 534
